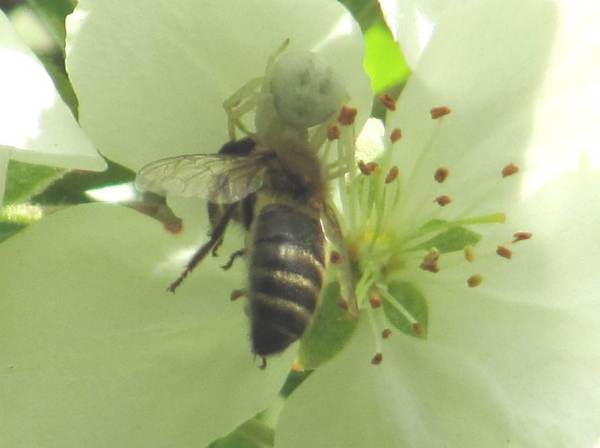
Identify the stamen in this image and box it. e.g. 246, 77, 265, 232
430, 106, 451, 119
502, 163, 519, 177
164, 221, 183, 234
382, 328, 392, 339
327, 123, 341, 140
496, 245, 512, 259
369, 292, 382, 309
434, 195, 452, 206
467, 274, 483, 288
434, 167, 449, 183
385, 166, 399, 184
464, 245, 476, 262
390, 128, 402, 143
513, 231, 532, 243
379, 93, 396, 111
371, 352, 383, 365
420, 249, 440, 273
357, 160, 379, 175
338, 105, 357, 126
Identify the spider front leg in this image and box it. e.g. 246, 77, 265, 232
222, 77, 263, 140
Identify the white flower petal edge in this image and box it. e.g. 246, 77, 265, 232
0, 204, 295, 448
65, 0, 371, 172
377, 0, 445, 68
0, 10, 106, 173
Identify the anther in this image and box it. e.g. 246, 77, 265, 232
358, 160, 378, 175
413, 322, 423, 336
434, 195, 452, 207
327, 123, 341, 140
338, 105, 357, 126
164, 220, 183, 234
382, 328, 392, 339
291, 359, 305, 372
371, 352, 383, 365
464, 245, 475, 262
513, 231, 532, 243
496, 245, 513, 259
420, 249, 440, 273
385, 166, 399, 184
502, 163, 519, 177
430, 106, 451, 119
369, 293, 382, 309
379, 93, 396, 111
434, 167, 449, 183
467, 274, 483, 288
330, 250, 342, 264
390, 128, 402, 143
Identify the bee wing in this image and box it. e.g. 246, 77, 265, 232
135, 152, 270, 203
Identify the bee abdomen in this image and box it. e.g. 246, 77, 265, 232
249, 203, 326, 357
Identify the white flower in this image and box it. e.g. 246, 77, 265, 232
0, 10, 105, 207
1, 0, 599, 447
275, 1, 600, 447
0, 1, 370, 447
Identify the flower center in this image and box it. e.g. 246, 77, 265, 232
330, 100, 533, 364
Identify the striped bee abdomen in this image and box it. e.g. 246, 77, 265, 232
249, 202, 326, 357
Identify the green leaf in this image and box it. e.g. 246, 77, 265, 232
0, 222, 26, 243
38, 54, 79, 116
412, 226, 482, 253
298, 282, 359, 369
364, 22, 411, 94
208, 417, 274, 448
3, 160, 65, 204
26, 0, 75, 50
337, 0, 381, 30
33, 159, 134, 205
382, 282, 428, 339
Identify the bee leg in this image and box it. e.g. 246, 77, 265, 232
167, 204, 237, 293
259, 357, 267, 370
211, 237, 224, 257
322, 201, 359, 317
221, 248, 247, 270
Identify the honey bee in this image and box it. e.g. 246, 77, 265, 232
136, 43, 358, 366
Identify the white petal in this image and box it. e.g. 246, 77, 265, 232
66, 0, 371, 171
0, 204, 294, 447
0, 11, 105, 171
355, 117, 385, 162
385, 0, 600, 229
277, 317, 518, 447
426, 285, 600, 446
377, 0, 443, 67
